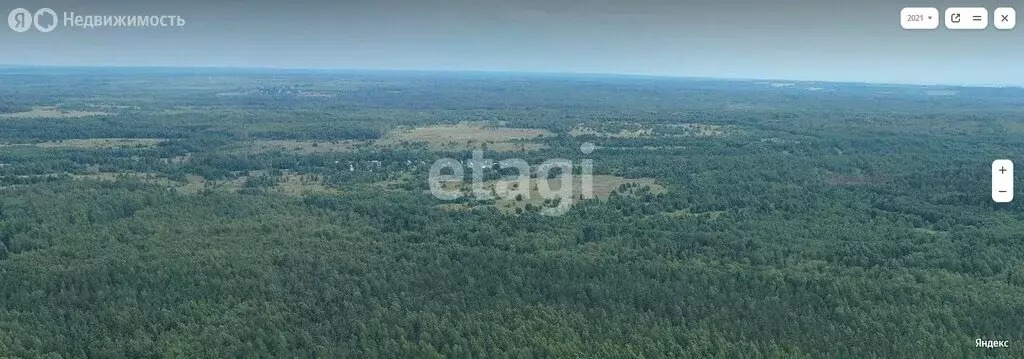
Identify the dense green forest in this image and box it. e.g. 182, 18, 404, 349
1, 68, 1023, 357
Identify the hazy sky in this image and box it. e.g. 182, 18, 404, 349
1, 0, 1021, 85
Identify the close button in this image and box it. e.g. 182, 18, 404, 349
994, 7, 1016, 30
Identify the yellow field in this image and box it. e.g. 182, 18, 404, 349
383, 123, 552, 151
274, 173, 340, 196
0, 106, 109, 119
72, 171, 340, 196
2, 138, 165, 149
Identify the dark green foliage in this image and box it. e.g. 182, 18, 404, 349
1, 70, 1023, 357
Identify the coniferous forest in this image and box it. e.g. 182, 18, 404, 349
0, 68, 1022, 357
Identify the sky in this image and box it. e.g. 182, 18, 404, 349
0, 0, 1021, 85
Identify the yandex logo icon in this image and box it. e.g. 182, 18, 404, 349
7, 8, 57, 33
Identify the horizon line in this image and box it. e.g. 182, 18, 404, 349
0, 64, 1019, 89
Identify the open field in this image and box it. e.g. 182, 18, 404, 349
273, 173, 341, 196
383, 123, 552, 151
72, 171, 340, 196
491, 175, 663, 213
72, 172, 181, 187
0, 106, 110, 119
2, 138, 165, 149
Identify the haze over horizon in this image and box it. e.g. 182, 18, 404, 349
2, 0, 1021, 86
